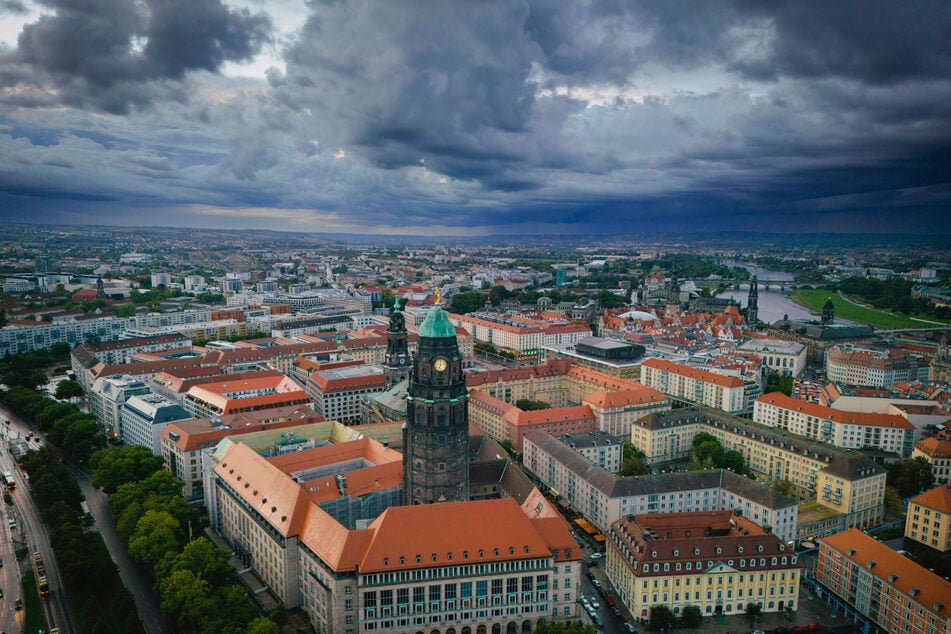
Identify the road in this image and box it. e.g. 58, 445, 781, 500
0, 413, 75, 634
1, 403, 170, 634
67, 463, 170, 634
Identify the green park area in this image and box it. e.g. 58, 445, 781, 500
792, 289, 944, 330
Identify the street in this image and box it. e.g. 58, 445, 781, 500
66, 463, 170, 634
0, 408, 75, 634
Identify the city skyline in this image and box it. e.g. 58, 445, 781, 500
1, 1, 950, 235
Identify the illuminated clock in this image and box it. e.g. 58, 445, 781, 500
434, 358, 448, 372
399, 357, 406, 365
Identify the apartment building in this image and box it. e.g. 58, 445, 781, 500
557, 431, 624, 474
905, 484, 951, 552
826, 345, 929, 388
119, 394, 190, 453
467, 390, 597, 452
71, 333, 191, 367
182, 373, 311, 418
816, 529, 950, 634
640, 359, 747, 413
211, 441, 582, 633
305, 365, 386, 425
814, 456, 888, 532
522, 430, 798, 543
2, 315, 129, 356
912, 437, 951, 485
754, 392, 916, 457
89, 375, 152, 438
606, 511, 801, 620
630, 410, 887, 523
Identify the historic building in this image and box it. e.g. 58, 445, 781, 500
747, 275, 759, 326
605, 511, 801, 620
905, 484, 951, 553
383, 298, 411, 389
403, 300, 470, 505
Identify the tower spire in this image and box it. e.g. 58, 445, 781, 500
747, 274, 759, 326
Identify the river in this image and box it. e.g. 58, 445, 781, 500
716, 262, 816, 323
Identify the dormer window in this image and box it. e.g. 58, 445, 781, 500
383, 558, 389, 567
673, 550, 679, 557
463, 551, 469, 559
399, 557, 405, 565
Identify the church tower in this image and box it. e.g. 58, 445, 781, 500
402, 296, 469, 505
822, 297, 835, 325
747, 275, 759, 326
666, 270, 680, 315
383, 297, 410, 388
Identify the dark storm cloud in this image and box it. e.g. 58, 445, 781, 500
1, 0, 950, 233
0, 0, 28, 15
731, 1, 951, 84
0, 0, 272, 113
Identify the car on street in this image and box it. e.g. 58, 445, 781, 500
0, 586, 3, 597
14, 598, 22, 609
774, 628, 792, 634
590, 598, 600, 609
623, 624, 636, 633
590, 552, 604, 559
793, 625, 821, 632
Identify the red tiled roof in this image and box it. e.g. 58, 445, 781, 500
909, 484, 951, 514
641, 358, 745, 388
757, 392, 914, 429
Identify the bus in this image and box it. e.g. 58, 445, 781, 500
33, 551, 49, 598
3, 472, 14, 490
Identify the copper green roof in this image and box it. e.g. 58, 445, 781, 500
418, 306, 456, 339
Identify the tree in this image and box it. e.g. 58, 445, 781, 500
887, 457, 935, 498
772, 479, 794, 496
156, 537, 238, 590
55, 379, 85, 400
884, 487, 903, 517
449, 291, 485, 315
679, 605, 702, 628
128, 510, 183, 569
516, 399, 550, 411
648, 605, 677, 631
745, 602, 762, 623
247, 618, 280, 634
91, 445, 165, 494
622, 443, 652, 476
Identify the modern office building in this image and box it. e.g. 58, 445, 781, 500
119, 393, 190, 453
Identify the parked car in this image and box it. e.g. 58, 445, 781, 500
590, 552, 604, 560
623, 624, 637, 633
0, 586, 3, 597
774, 628, 792, 634
590, 598, 600, 609
586, 570, 596, 580
14, 598, 22, 610
611, 606, 623, 618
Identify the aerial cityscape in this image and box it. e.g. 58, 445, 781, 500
1, 2, 950, 634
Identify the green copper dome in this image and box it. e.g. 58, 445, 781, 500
418, 305, 456, 338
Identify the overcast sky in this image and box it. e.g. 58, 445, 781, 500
1, 1, 949, 236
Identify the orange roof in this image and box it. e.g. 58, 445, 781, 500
306, 461, 403, 503
584, 387, 668, 409
509, 405, 595, 427
757, 392, 914, 429
565, 365, 643, 391
908, 484, 951, 514
915, 437, 951, 458
821, 529, 951, 615
215, 443, 310, 538
641, 358, 745, 388
359, 498, 579, 573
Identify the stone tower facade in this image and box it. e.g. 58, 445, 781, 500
383, 298, 410, 389
402, 304, 469, 505
747, 275, 759, 326
822, 297, 835, 325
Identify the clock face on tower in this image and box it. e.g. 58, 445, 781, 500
434, 358, 448, 372
399, 357, 406, 365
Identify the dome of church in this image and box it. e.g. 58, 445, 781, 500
418, 305, 457, 338
619, 310, 658, 322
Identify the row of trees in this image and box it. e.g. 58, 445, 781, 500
838, 276, 950, 319
1, 385, 106, 464
0, 342, 71, 391
21, 446, 143, 633
689, 432, 750, 476
91, 446, 279, 634
765, 372, 795, 397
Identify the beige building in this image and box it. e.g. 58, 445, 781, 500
631, 409, 887, 506
905, 484, 951, 552
737, 338, 807, 377
913, 437, 951, 485
605, 511, 801, 621
522, 430, 799, 543
753, 392, 916, 457
640, 359, 747, 413
814, 456, 888, 531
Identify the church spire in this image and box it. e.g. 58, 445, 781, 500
747, 274, 759, 326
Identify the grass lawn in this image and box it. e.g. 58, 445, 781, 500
20, 572, 48, 634
792, 289, 940, 330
